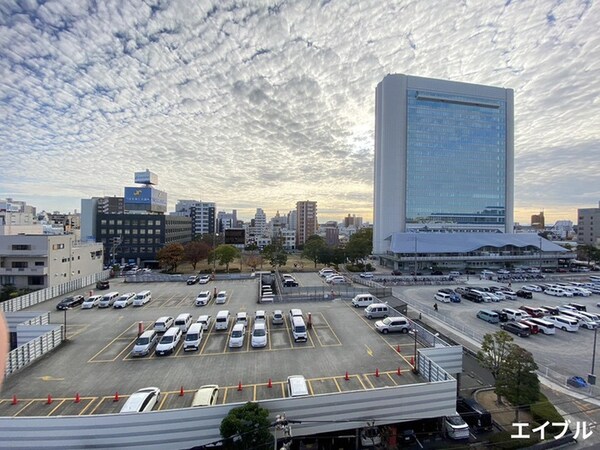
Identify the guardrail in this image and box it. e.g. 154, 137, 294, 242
5, 326, 63, 378
1, 270, 111, 313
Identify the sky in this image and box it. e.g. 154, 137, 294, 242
0, 0, 599, 226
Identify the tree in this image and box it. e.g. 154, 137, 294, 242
211, 244, 239, 272
262, 243, 288, 269
156, 243, 184, 273
345, 228, 373, 263
243, 253, 262, 272
477, 331, 514, 402
496, 345, 540, 421
302, 235, 326, 268
183, 241, 211, 270
220, 402, 273, 449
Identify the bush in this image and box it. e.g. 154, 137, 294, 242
488, 430, 540, 449
530, 393, 565, 436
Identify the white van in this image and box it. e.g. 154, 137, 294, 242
133, 290, 152, 306
291, 316, 308, 342
98, 292, 119, 308
155, 326, 182, 356
191, 385, 219, 407
546, 315, 579, 332
184, 323, 204, 351
560, 311, 597, 329
154, 316, 174, 333
229, 323, 246, 348
527, 318, 556, 335
501, 308, 525, 322
287, 375, 309, 397
364, 303, 389, 320
477, 309, 500, 324
174, 313, 193, 333
449, 271, 461, 277
434, 292, 453, 303
215, 310, 231, 331
351, 294, 377, 308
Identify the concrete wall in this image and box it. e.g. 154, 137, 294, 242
0, 378, 457, 449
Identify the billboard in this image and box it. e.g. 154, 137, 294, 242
124, 187, 167, 213
134, 170, 158, 185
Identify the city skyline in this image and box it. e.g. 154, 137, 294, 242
1, 1, 599, 225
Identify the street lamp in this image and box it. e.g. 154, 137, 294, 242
212, 233, 219, 273
539, 235, 543, 272
410, 328, 418, 374
590, 327, 598, 385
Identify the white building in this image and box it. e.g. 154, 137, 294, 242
173, 200, 216, 236
0, 234, 104, 290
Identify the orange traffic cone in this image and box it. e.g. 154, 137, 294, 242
75, 393, 80, 403
396, 344, 401, 353
267, 378, 272, 388
11, 395, 17, 405
237, 381, 243, 391
410, 356, 415, 366
375, 368, 380, 378
344, 371, 350, 381
397, 367, 402, 376
46, 394, 53, 405
113, 391, 119, 402
179, 386, 184, 397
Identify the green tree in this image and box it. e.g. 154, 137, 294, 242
183, 241, 211, 270
211, 244, 240, 272
302, 235, 326, 268
262, 243, 288, 269
496, 345, 540, 421
477, 331, 514, 402
345, 228, 373, 263
156, 243, 185, 273
220, 402, 273, 449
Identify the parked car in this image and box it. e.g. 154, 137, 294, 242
113, 292, 136, 308
374, 317, 410, 334
198, 275, 211, 284
236, 312, 248, 327
196, 314, 212, 331
229, 323, 246, 348
567, 376, 588, 388
500, 322, 531, 337
522, 284, 543, 292
251, 321, 268, 348
359, 272, 374, 278
81, 295, 102, 309
215, 291, 227, 304
516, 290, 533, 299
192, 385, 219, 407
272, 310, 284, 325
186, 275, 199, 285
195, 291, 212, 306
56, 295, 85, 310
96, 280, 110, 290
119, 387, 160, 413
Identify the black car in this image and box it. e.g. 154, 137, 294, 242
391, 270, 402, 275
500, 322, 530, 337
540, 305, 560, 316
186, 275, 199, 285
462, 291, 484, 303
431, 270, 443, 276
96, 280, 110, 290
492, 309, 509, 322
56, 295, 85, 310
457, 397, 493, 432
516, 289, 533, 299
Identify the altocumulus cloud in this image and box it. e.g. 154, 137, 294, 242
0, 0, 598, 223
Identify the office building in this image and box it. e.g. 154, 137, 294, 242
217, 210, 238, 231
296, 201, 318, 248
373, 74, 514, 254
578, 203, 600, 247
173, 200, 216, 236
531, 212, 545, 230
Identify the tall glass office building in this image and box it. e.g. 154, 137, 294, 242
373, 74, 514, 254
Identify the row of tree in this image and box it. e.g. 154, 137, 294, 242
155, 229, 374, 273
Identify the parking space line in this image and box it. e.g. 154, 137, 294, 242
47, 399, 66, 416
13, 400, 34, 417
314, 312, 343, 345
222, 387, 229, 404
88, 322, 143, 363
333, 377, 342, 392
253, 384, 257, 402
361, 374, 374, 389
157, 392, 170, 410
306, 380, 314, 395
79, 397, 98, 415
385, 372, 399, 386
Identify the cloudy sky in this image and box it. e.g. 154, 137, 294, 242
1, 0, 598, 225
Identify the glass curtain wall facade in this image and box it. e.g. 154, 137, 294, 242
406, 90, 506, 225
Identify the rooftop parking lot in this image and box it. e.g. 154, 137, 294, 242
1, 274, 423, 417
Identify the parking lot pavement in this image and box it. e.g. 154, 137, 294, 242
1, 277, 426, 417
392, 277, 600, 383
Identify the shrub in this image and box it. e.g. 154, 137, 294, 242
488, 430, 540, 449
530, 393, 565, 436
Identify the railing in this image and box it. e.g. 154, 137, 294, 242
5, 327, 63, 377
0, 270, 111, 313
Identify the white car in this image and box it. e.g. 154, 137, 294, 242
359, 272, 374, 279
198, 275, 211, 284
81, 295, 102, 309
229, 323, 246, 348
251, 321, 268, 348
113, 292, 136, 308
195, 291, 212, 306
236, 311, 248, 327
255, 310, 266, 322
326, 275, 348, 284
215, 291, 227, 304
522, 284, 543, 292
196, 314, 212, 331
119, 387, 160, 414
